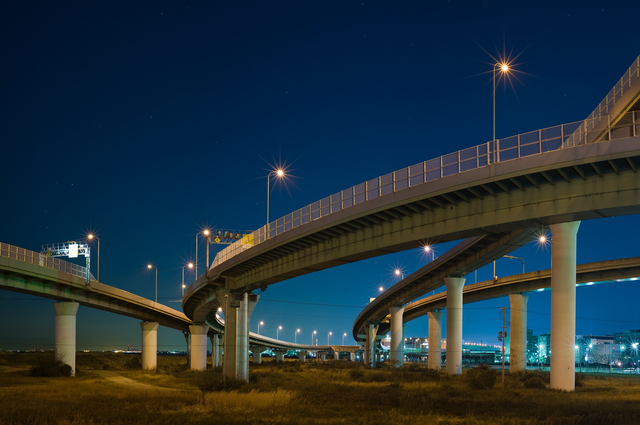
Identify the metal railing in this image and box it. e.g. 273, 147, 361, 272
209, 108, 640, 270
0, 242, 92, 282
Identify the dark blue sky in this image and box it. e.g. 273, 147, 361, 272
2, 1, 640, 351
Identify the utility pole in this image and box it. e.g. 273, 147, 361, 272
499, 307, 507, 390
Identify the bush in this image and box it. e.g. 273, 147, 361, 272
29, 358, 72, 377
465, 364, 497, 390
523, 377, 546, 389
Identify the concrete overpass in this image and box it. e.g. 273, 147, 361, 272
0, 243, 357, 374
184, 55, 640, 390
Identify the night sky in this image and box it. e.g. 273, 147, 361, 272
2, 1, 640, 352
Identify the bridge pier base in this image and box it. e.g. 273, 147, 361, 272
550, 221, 580, 391
427, 310, 443, 370
140, 321, 159, 370
190, 324, 209, 371
319, 352, 326, 362
389, 306, 405, 368
509, 294, 529, 373
252, 346, 266, 364
365, 323, 378, 368
445, 277, 465, 375
53, 301, 79, 376
275, 350, 286, 363
350, 352, 355, 361
298, 351, 307, 362
209, 334, 221, 368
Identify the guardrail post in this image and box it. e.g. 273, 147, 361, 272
633, 111, 637, 137
561, 123, 565, 148
517, 134, 521, 158
608, 115, 611, 140
476, 146, 479, 168
457, 151, 460, 172
440, 156, 443, 178
496, 139, 500, 163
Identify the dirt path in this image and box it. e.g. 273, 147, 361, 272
90, 370, 188, 391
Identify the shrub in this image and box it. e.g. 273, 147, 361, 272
523, 377, 546, 389
29, 358, 72, 377
126, 356, 141, 370
465, 364, 497, 390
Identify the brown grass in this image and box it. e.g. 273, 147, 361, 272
1, 353, 640, 424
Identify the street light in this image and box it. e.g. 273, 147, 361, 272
493, 62, 510, 163
182, 262, 193, 296
266, 169, 285, 239
295, 328, 300, 343
342, 332, 347, 345
147, 264, 157, 303
424, 245, 435, 261
258, 321, 264, 335
312, 330, 317, 345
379, 286, 384, 292
87, 234, 100, 282
503, 255, 525, 274
277, 325, 282, 340
394, 269, 404, 280
328, 331, 332, 345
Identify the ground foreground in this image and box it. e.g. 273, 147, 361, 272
1, 353, 640, 424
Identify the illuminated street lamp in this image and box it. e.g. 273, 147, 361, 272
87, 234, 100, 282
267, 168, 285, 239
424, 245, 435, 262
295, 328, 300, 343
258, 321, 264, 335
394, 269, 404, 280
328, 331, 332, 345
147, 264, 157, 303
493, 62, 510, 163
342, 332, 347, 345
277, 325, 283, 340
379, 286, 384, 292
312, 330, 317, 345
182, 262, 194, 296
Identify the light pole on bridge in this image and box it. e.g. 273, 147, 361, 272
147, 264, 157, 303
182, 262, 193, 296
266, 169, 285, 239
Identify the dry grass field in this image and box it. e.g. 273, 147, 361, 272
1, 352, 640, 424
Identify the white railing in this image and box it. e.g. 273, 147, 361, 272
209, 55, 640, 271
209, 108, 639, 271
0, 242, 92, 282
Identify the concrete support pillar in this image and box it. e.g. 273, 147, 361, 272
428, 310, 443, 370
298, 351, 307, 362
389, 305, 405, 368
509, 294, 529, 373
445, 277, 465, 375
350, 352, 355, 361
190, 324, 209, 371
210, 334, 221, 368
364, 323, 378, 368
319, 352, 326, 362
53, 301, 79, 376
334, 351, 340, 360
252, 346, 265, 364
237, 292, 249, 381
140, 321, 159, 370
275, 350, 285, 363
550, 221, 580, 391
223, 294, 238, 379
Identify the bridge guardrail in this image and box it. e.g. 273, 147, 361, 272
0, 242, 91, 282
208, 55, 640, 271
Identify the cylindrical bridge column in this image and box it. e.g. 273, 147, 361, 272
550, 221, 580, 391
427, 310, 443, 370
140, 321, 159, 370
389, 306, 405, 368
298, 351, 308, 362
53, 301, 79, 376
190, 324, 209, 371
509, 294, 529, 373
445, 277, 465, 375
365, 323, 378, 368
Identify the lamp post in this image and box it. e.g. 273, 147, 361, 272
277, 325, 282, 340
342, 332, 347, 345
295, 329, 300, 343
424, 245, 435, 262
328, 331, 332, 345
87, 234, 100, 282
493, 62, 509, 164
394, 269, 404, 280
147, 264, 157, 303
312, 330, 317, 345
182, 262, 193, 296
203, 230, 211, 278
266, 169, 285, 239
258, 321, 264, 335
503, 255, 525, 274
